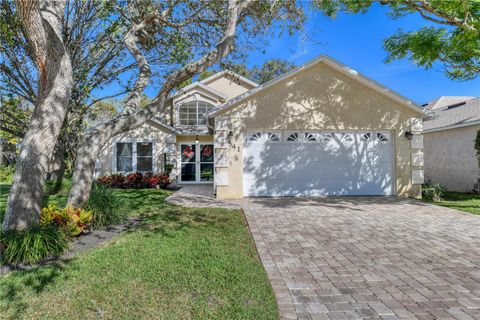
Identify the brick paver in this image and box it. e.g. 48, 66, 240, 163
242, 197, 480, 320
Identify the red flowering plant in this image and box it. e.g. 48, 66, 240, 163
157, 173, 171, 189
143, 172, 159, 188
125, 172, 143, 188
96, 172, 171, 189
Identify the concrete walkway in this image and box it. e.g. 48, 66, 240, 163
242, 197, 480, 320
165, 184, 240, 209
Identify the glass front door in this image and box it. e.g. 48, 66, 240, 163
180, 143, 214, 183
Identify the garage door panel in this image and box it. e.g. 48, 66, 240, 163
243, 177, 392, 196
243, 131, 394, 197
246, 146, 371, 164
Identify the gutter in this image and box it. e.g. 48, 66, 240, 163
423, 120, 480, 133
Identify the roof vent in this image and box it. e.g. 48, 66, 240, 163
446, 101, 467, 109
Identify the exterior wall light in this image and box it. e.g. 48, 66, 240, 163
405, 131, 413, 140
195, 135, 199, 144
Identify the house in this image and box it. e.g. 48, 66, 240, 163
423, 96, 480, 192
96, 55, 428, 199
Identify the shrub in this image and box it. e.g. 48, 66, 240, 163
0, 165, 14, 183
164, 163, 174, 174
97, 172, 171, 189
157, 173, 171, 188
86, 184, 128, 228
125, 172, 143, 188
0, 224, 69, 265
143, 172, 159, 188
44, 176, 72, 195
422, 182, 447, 202
97, 173, 126, 188
40, 203, 93, 238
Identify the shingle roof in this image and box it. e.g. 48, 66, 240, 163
425, 96, 475, 110
424, 97, 480, 132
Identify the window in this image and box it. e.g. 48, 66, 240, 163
116, 143, 133, 172
321, 133, 334, 142
249, 132, 262, 142
137, 142, 153, 172
304, 132, 317, 142
178, 101, 214, 125
267, 132, 280, 142
115, 142, 155, 173
342, 133, 353, 142
376, 132, 390, 142
286, 132, 299, 142
360, 132, 372, 141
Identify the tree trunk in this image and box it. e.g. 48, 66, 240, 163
67, 134, 102, 207
46, 139, 66, 194
2, 0, 72, 230
48, 140, 65, 180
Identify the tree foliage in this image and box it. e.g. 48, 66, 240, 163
252, 58, 296, 84
67, 0, 305, 207
0, 0, 134, 162
314, 0, 480, 80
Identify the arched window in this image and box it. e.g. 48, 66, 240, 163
178, 101, 214, 126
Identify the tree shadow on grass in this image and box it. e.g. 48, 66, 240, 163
1, 260, 77, 319
129, 206, 233, 238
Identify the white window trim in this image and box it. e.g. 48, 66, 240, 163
112, 140, 157, 173
177, 100, 214, 126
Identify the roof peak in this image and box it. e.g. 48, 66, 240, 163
200, 69, 258, 88
209, 54, 427, 117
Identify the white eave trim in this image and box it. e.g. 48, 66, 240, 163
200, 70, 258, 88
147, 119, 180, 134
208, 54, 429, 118
423, 120, 480, 133
171, 82, 228, 101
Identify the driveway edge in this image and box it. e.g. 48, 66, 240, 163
242, 206, 298, 320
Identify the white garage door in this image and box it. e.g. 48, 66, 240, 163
243, 131, 394, 196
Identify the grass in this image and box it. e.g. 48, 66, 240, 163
0, 182, 277, 319
423, 191, 480, 215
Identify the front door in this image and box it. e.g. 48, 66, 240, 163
180, 143, 214, 183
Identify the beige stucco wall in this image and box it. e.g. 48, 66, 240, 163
214, 62, 423, 199
96, 121, 175, 176
203, 76, 254, 100
424, 125, 480, 192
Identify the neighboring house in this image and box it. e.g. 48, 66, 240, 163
423, 96, 480, 192
96, 55, 428, 199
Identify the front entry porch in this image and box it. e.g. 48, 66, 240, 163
178, 142, 214, 183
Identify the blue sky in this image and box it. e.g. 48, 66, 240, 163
242, 3, 479, 105
113, 3, 479, 105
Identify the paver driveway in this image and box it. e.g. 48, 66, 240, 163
242, 197, 480, 320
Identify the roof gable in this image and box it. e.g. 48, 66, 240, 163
426, 96, 475, 110
424, 97, 480, 132
209, 55, 428, 118
171, 82, 227, 102
200, 70, 258, 88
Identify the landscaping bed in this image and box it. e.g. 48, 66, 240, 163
0, 184, 277, 319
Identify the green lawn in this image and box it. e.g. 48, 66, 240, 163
423, 191, 480, 215
0, 184, 277, 320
